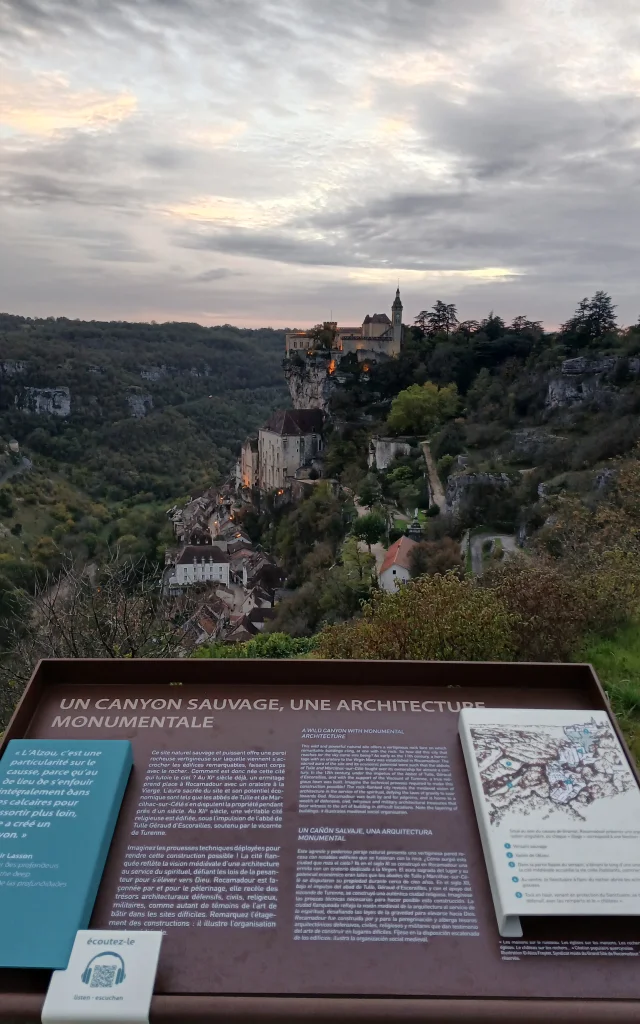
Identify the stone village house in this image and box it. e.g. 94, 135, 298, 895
168, 545, 231, 588
378, 536, 418, 593
257, 409, 324, 493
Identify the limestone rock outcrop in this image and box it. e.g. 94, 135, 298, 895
445, 472, 515, 517
283, 357, 336, 412
545, 355, 640, 410
17, 386, 71, 417
127, 392, 153, 418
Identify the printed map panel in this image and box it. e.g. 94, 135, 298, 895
470, 718, 634, 824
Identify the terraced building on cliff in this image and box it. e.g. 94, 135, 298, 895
284, 287, 403, 361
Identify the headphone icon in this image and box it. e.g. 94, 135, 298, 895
81, 952, 126, 986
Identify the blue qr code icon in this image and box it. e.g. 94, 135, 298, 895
91, 965, 117, 988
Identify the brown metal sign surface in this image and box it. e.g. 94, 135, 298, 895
9, 664, 639, 1002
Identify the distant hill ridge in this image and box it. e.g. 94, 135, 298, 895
0, 315, 289, 502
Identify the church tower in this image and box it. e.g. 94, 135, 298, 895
391, 286, 403, 356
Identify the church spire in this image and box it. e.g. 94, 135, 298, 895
391, 286, 402, 356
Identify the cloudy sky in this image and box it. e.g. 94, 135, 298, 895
1, 0, 640, 329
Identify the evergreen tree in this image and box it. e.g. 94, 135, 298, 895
457, 320, 481, 339
560, 291, 617, 352
509, 315, 543, 335
479, 312, 506, 341
587, 290, 617, 338
357, 474, 382, 510
426, 300, 458, 338
414, 310, 429, 332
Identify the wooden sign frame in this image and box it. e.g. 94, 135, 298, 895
0, 658, 639, 1024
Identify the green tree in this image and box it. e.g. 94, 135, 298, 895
341, 536, 376, 581
193, 633, 319, 659
387, 381, 458, 436
509, 315, 543, 336
456, 320, 480, 339
426, 300, 458, 338
309, 322, 338, 350
271, 483, 353, 578
586, 291, 617, 339
414, 310, 429, 333
561, 291, 618, 352
465, 366, 492, 412
478, 312, 506, 341
353, 512, 386, 551
357, 474, 382, 510
431, 420, 465, 460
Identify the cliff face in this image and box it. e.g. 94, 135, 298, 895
545, 355, 640, 410
283, 357, 336, 412
127, 392, 153, 418
445, 472, 516, 517
17, 386, 71, 417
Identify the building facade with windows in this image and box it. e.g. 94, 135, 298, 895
258, 409, 324, 492
284, 288, 403, 359
170, 545, 230, 588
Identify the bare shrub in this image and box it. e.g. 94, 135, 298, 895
0, 553, 196, 722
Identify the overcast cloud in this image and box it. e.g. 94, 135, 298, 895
1, 0, 639, 328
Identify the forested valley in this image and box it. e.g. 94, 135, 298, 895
0, 314, 287, 650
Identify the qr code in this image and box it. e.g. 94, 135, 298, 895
90, 964, 117, 988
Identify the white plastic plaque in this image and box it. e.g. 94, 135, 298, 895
42, 930, 163, 1024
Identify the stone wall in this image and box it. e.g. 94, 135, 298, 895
368, 437, 412, 471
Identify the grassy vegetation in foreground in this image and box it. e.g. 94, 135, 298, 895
577, 622, 640, 765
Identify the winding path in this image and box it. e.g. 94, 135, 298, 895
421, 442, 445, 508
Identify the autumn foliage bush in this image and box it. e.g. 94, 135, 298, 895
318, 545, 640, 663
480, 556, 640, 661
316, 572, 515, 661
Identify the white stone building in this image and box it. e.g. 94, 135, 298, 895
285, 288, 403, 360
258, 409, 324, 492
378, 536, 418, 592
170, 545, 230, 588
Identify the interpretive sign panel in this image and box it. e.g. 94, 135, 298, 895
1, 658, 639, 1020
0, 739, 132, 968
